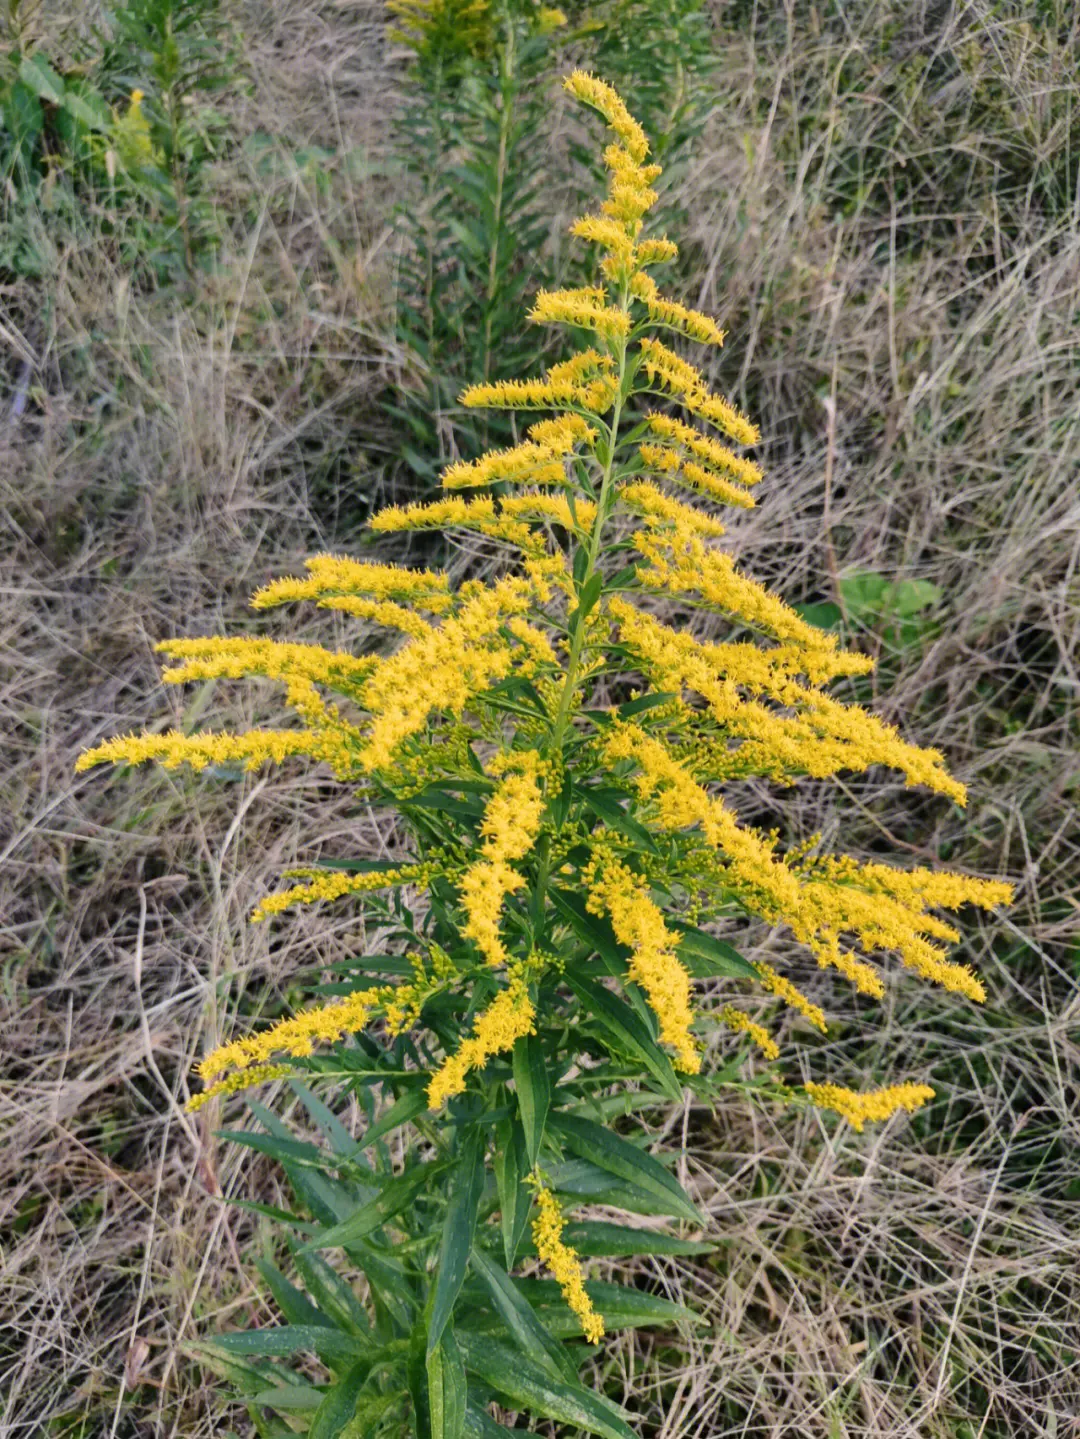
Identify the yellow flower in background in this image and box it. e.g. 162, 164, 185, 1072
110, 88, 161, 173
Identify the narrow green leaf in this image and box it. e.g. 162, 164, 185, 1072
549, 1114, 703, 1224
289, 1247, 371, 1336
215, 1129, 324, 1167
254, 1259, 329, 1329
512, 1033, 550, 1168
469, 1247, 576, 1383
550, 888, 626, 980
429, 1128, 485, 1354
463, 1405, 520, 1438
669, 921, 757, 979
493, 1117, 531, 1269
348, 1088, 428, 1155
428, 1326, 467, 1439
517, 1219, 715, 1259
206, 1326, 362, 1367
309, 1359, 375, 1439
249, 1383, 325, 1411
302, 1164, 441, 1251
574, 786, 659, 854
510, 1278, 703, 1334
563, 971, 682, 1102
457, 1334, 635, 1439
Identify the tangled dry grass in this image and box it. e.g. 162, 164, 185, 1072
2, 1, 1078, 1435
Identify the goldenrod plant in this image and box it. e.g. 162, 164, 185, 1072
78, 73, 1013, 1438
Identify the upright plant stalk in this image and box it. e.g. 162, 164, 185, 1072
78, 72, 1013, 1438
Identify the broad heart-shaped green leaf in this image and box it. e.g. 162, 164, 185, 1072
410, 1315, 466, 1439
309, 1358, 377, 1439
468, 1247, 577, 1383
563, 970, 683, 1102
457, 1334, 636, 1439
493, 1116, 531, 1269
518, 1219, 715, 1259
549, 1114, 703, 1225
429, 1127, 485, 1355
667, 921, 758, 980
301, 1163, 442, 1252
512, 1032, 550, 1167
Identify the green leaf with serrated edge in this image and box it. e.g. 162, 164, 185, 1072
563, 970, 683, 1102
516, 1219, 714, 1259
512, 1032, 550, 1168
469, 1247, 576, 1383
309, 1358, 377, 1439
549, 1114, 702, 1224
206, 1327, 365, 1367
255, 1259, 329, 1329
493, 1116, 530, 1268
302, 1163, 442, 1252
667, 921, 758, 980
457, 1334, 635, 1439
289, 1247, 371, 1336
429, 1127, 485, 1354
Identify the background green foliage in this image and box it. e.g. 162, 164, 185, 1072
2, 0, 1079, 1435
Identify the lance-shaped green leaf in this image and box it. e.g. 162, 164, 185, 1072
669, 920, 757, 979
549, 1113, 703, 1224
493, 1116, 531, 1268
429, 1127, 485, 1354
469, 1246, 576, 1383
505, 1277, 704, 1335
512, 1032, 550, 1167
205, 1326, 366, 1369
517, 1219, 715, 1259
301, 1163, 442, 1251
309, 1358, 378, 1439
458, 1334, 636, 1439
411, 1315, 467, 1439
563, 970, 683, 1102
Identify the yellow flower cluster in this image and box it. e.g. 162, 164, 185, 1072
804, 1082, 935, 1132
529, 1177, 605, 1344
197, 985, 388, 1086
638, 338, 760, 449
645, 412, 764, 489
75, 726, 355, 778
185, 1062, 292, 1113
156, 636, 374, 693
638, 443, 757, 511
642, 294, 726, 347
250, 865, 422, 923
251, 554, 453, 614
586, 856, 700, 1074
441, 440, 571, 491
618, 480, 727, 538
529, 287, 631, 341
427, 974, 536, 1109
356, 576, 551, 771
461, 755, 545, 967
720, 1006, 780, 1061
461, 350, 619, 415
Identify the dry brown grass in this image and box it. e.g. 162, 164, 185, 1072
2, 1, 1078, 1435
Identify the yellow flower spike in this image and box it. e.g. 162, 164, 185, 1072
75, 727, 353, 776
251, 554, 453, 613
564, 69, 650, 164
644, 412, 764, 488
804, 1081, 935, 1132
643, 295, 726, 347
250, 864, 424, 923
528, 288, 631, 341
199, 986, 390, 1082
636, 237, 679, 266
529, 1177, 605, 1344
752, 962, 828, 1034
460, 756, 545, 966
185, 1063, 292, 1113
427, 975, 536, 1110
156, 635, 374, 691
720, 1007, 780, 1062
587, 856, 701, 1074
617, 480, 726, 538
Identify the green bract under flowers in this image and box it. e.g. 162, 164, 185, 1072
77, 72, 1013, 1438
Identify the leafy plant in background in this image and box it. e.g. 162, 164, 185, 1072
388, 0, 571, 486
386, 0, 717, 491
78, 74, 1012, 1438
0, 0, 239, 282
